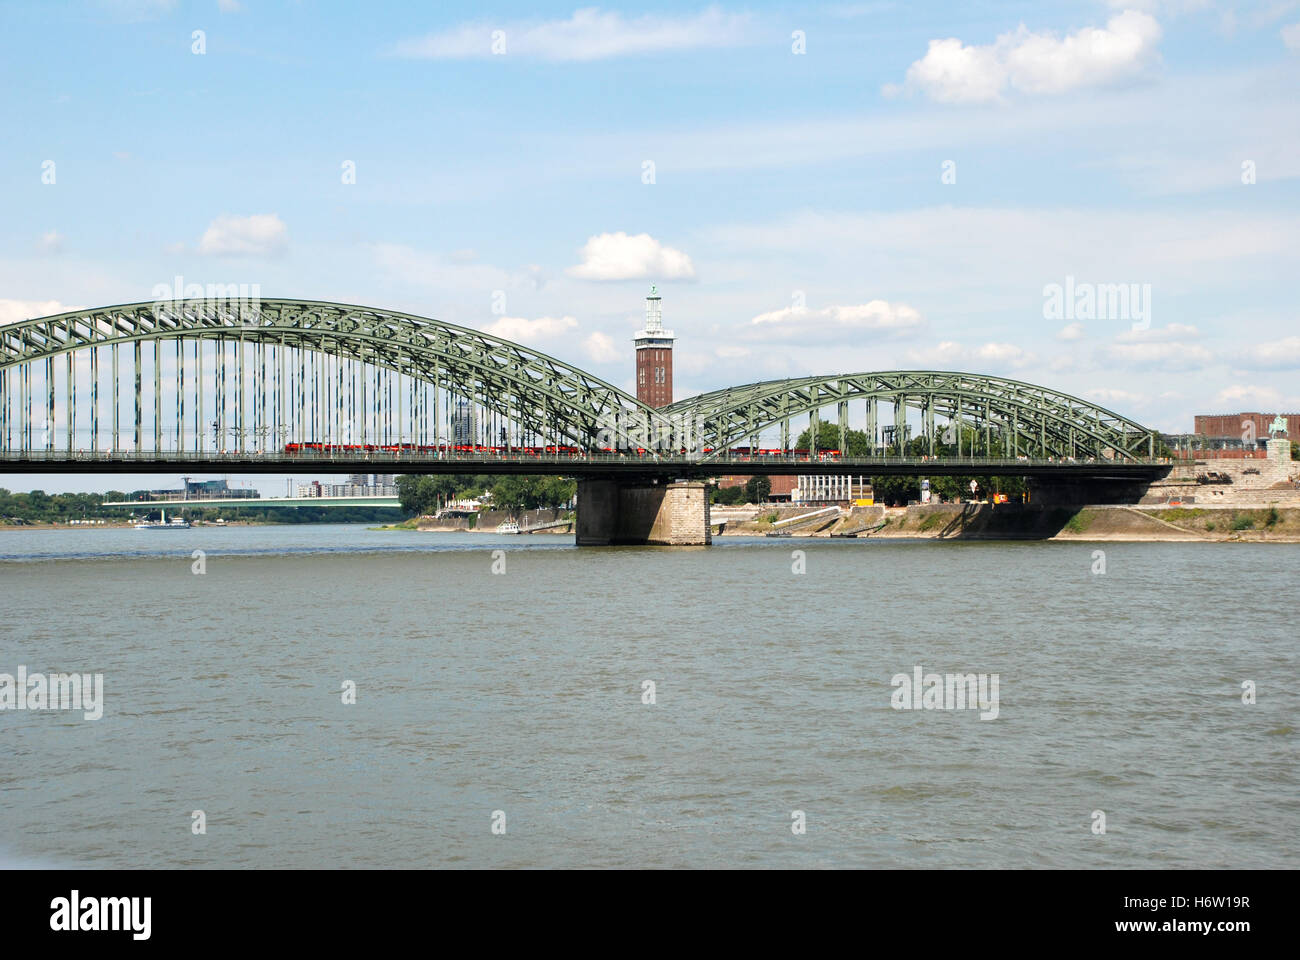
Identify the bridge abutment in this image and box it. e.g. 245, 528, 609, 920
576, 479, 711, 546
1027, 476, 1156, 506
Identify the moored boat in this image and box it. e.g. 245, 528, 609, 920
132, 508, 191, 530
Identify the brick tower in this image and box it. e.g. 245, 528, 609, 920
634, 284, 674, 408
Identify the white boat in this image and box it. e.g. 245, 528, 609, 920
496, 520, 521, 534
133, 508, 191, 530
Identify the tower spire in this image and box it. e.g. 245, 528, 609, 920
634, 284, 674, 408
644, 283, 662, 333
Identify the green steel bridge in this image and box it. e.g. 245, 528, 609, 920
0, 298, 1167, 482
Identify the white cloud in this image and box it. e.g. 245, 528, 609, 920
1235, 335, 1300, 369
904, 340, 1035, 370
973, 342, 1033, 364
552, 67, 1299, 194
1087, 387, 1149, 408
217, 0, 243, 12
0, 300, 78, 325
1283, 22, 1300, 51
1106, 340, 1214, 370
567, 232, 695, 281
886, 11, 1162, 103
393, 6, 756, 61
1115, 322, 1199, 342
1102, 322, 1213, 371
198, 214, 288, 257
885, 38, 1006, 104
715, 345, 751, 358
1057, 322, 1084, 340
582, 330, 621, 363
36, 230, 64, 254
748, 300, 924, 339
481, 315, 578, 343
1213, 384, 1292, 408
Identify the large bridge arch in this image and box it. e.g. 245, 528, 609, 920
668, 371, 1157, 461
0, 298, 674, 454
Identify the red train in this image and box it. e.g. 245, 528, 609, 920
282, 442, 588, 457
725, 446, 842, 460
280, 442, 844, 459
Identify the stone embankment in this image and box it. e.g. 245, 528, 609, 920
715, 502, 1300, 542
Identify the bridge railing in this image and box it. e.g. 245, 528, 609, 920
0, 449, 1174, 468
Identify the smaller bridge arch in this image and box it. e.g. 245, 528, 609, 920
668, 371, 1157, 461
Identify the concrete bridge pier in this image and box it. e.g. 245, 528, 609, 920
575, 478, 712, 546
1027, 475, 1160, 506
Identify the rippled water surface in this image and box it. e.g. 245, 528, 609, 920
1, 524, 1296, 868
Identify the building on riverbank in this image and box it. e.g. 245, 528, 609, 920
1175, 412, 1300, 456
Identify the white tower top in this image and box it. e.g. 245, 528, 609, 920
635, 284, 673, 341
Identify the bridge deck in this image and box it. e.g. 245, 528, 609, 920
0, 451, 1171, 480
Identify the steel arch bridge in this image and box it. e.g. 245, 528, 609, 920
670, 371, 1156, 461
0, 298, 1160, 474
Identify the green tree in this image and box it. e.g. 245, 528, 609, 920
489, 475, 537, 511
535, 476, 576, 509
395, 475, 429, 515
397, 474, 499, 515
872, 476, 919, 505
794, 422, 869, 455
489, 475, 577, 512
744, 476, 772, 503
711, 484, 746, 505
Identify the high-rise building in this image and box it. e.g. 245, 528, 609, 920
451, 400, 478, 445
634, 285, 674, 408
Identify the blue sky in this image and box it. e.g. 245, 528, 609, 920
2, 0, 1299, 493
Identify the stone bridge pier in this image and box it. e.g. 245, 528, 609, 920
575, 478, 711, 546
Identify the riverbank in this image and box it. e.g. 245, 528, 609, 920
715, 503, 1300, 542
379, 507, 574, 534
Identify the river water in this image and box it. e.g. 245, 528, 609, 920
1, 524, 1296, 869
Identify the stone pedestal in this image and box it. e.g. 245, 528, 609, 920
576, 479, 711, 546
